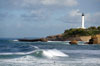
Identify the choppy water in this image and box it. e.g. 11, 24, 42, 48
0, 38, 100, 66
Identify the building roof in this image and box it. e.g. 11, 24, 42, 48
82, 13, 84, 16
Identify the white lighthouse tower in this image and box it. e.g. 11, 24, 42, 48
81, 13, 85, 28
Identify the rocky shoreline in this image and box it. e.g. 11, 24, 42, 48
18, 34, 100, 44
18, 26, 100, 44
18, 38, 48, 42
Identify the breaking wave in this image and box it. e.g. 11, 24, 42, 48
0, 49, 69, 59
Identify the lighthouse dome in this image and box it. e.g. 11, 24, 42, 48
82, 13, 84, 16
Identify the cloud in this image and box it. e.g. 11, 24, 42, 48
64, 0, 78, 6
12, 0, 39, 7
18, 0, 78, 7
0, 0, 79, 21
60, 9, 100, 28
61, 9, 81, 23
41, 0, 78, 6
21, 9, 48, 22
4, 0, 78, 9
69, 9, 81, 17
85, 12, 100, 23
82, 12, 100, 27
0, 13, 8, 21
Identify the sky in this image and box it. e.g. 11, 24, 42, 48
0, 0, 100, 38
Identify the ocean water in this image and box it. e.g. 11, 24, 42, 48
0, 38, 100, 66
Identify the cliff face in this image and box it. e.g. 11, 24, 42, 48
46, 34, 65, 41
95, 35, 100, 44
88, 34, 100, 44
79, 36, 91, 42
46, 34, 91, 42
18, 34, 93, 42
18, 34, 100, 42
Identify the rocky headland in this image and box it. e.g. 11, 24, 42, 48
18, 26, 100, 44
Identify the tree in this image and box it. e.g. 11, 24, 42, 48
63, 26, 100, 38
87, 26, 97, 30
97, 26, 100, 30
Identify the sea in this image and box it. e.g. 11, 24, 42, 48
0, 38, 100, 66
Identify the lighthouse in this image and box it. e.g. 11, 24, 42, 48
81, 13, 85, 28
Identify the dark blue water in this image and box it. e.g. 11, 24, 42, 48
0, 38, 100, 66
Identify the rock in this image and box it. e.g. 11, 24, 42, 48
18, 38, 48, 42
79, 36, 91, 42
40, 38, 48, 42
69, 40, 78, 45
88, 34, 100, 44
46, 34, 65, 41
46, 34, 92, 42
85, 42, 89, 44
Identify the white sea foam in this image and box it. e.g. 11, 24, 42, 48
1, 49, 100, 66
0, 55, 36, 63
1, 56, 100, 66
47, 41, 61, 42
47, 41, 68, 42
13, 40, 19, 42
43, 49, 69, 58
0, 49, 69, 58
32, 46, 39, 49
0, 50, 38, 55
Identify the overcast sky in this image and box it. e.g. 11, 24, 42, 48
0, 0, 100, 38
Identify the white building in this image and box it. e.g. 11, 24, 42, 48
81, 13, 85, 28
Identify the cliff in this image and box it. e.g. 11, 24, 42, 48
46, 34, 91, 42
46, 34, 65, 41
79, 36, 91, 42
88, 34, 100, 44
18, 26, 100, 42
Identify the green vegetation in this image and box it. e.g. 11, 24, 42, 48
63, 26, 100, 38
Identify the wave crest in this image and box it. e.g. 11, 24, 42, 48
0, 49, 69, 58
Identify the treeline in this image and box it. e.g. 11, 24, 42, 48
63, 26, 100, 37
